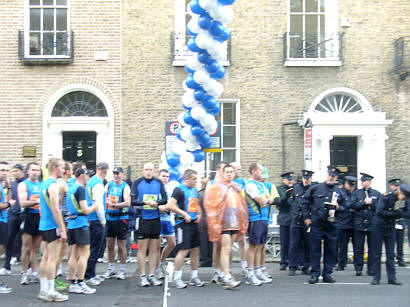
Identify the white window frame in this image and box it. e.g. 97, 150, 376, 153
173, 0, 230, 66
24, 0, 71, 58
204, 99, 240, 178
285, 0, 341, 67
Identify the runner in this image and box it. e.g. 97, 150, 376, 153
103, 167, 131, 280
38, 158, 68, 302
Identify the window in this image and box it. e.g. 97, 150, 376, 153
26, 0, 70, 57
314, 93, 363, 113
52, 91, 108, 117
285, 0, 341, 66
173, 0, 230, 66
204, 99, 240, 179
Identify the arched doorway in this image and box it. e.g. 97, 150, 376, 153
300, 87, 392, 191
42, 84, 114, 171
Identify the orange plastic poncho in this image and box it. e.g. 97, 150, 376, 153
203, 180, 249, 242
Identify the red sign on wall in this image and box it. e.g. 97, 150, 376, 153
305, 128, 312, 148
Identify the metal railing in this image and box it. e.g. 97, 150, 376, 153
283, 32, 343, 62
171, 31, 231, 63
394, 36, 409, 81
18, 30, 74, 65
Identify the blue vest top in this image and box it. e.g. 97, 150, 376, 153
39, 178, 58, 231
0, 186, 7, 223
245, 180, 269, 222
86, 176, 106, 221
138, 179, 162, 220
175, 184, 199, 225
106, 181, 129, 221
67, 183, 89, 229
23, 179, 41, 214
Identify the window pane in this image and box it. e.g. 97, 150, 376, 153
56, 9, 67, 31
223, 149, 236, 164
30, 9, 41, 31
306, 0, 318, 12
223, 126, 236, 147
290, 15, 303, 34
305, 15, 318, 58
43, 9, 54, 31
56, 32, 68, 55
206, 152, 221, 180
29, 33, 40, 55
29, 0, 40, 5
320, 14, 325, 35
43, 0, 54, 5
43, 33, 54, 55
320, 0, 325, 12
290, 0, 302, 12
56, 0, 67, 4
223, 103, 235, 124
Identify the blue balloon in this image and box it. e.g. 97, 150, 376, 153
211, 66, 226, 80
185, 75, 200, 89
194, 88, 207, 101
209, 102, 221, 116
209, 21, 224, 38
193, 150, 206, 162
191, 0, 206, 14
198, 13, 212, 30
184, 111, 198, 125
198, 51, 211, 64
218, 0, 235, 4
198, 132, 211, 146
185, 64, 195, 74
218, 27, 230, 42
186, 24, 196, 36
205, 59, 220, 74
169, 168, 180, 181
202, 96, 217, 110
166, 153, 180, 168
191, 124, 205, 137
202, 138, 213, 149
187, 37, 202, 53
176, 128, 183, 141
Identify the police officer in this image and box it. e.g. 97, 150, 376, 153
387, 178, 407, 267
335, 176, 357, 271
371, 184, 410, 285
351, 173, 380, 276
288, 170, 313, 276
274, 172, 295, 271
303, 166, 347, 284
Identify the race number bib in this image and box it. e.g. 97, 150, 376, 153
30, 194, 40, 210
108, 195, 119, 210
143, 194, 158, 210
187, 198, 199, 213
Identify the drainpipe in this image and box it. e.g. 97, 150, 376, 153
281, 121, 299, 173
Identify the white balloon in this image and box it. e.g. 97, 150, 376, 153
199, 0, 217, 11
182, 79, 190, 91
187, 17, 201, 35
196, 32, 212, 49
159, 161, 169, 170
177, 163, 187, 175
190, 106, 207, 121
193, 69, 210, 85
171, 140, 187, 155
200, 113, 215, 127
160, 151, 166, 163
186, 1, 194, 16
180, 151, 195, 166
180, 126, 193, 141
182, 91, 196, 108
187, 55, 203, 71
186, 140, 201, 152
210, 4, 233, 23
205, 79, 224, 98
178, 112, 187, 126
204, 120, 218, 135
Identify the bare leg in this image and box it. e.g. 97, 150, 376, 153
46, 240, 62, 280
148, 239, 159, 275
117, 240, 127, 264
237, 235, 247, 261
30, 235, 42, 272
213, 241, 221, 270
106, 237, 116, 264
247, 244, 257, 269
174, 249, 190, 271
77, 245, 90, 280
190, 247, 200, 270
137, 239, 148, 275
21, 234, 32, 272
68, 245, 79, 281
160, 236, 176, 263
221, 234, 235, 275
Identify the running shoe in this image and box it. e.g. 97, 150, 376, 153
20, 272, 30, 285
30, 271, 40, 283
173, 278, 187, 289
241, 268, 248, 277
55, 278, 69, 290
0, 282, 12, 294
117, 270, 126, 280
46, 290, 69, 302
103, 269, 116, 279
189, 277, 204, 287
0, 268, 11, 276
78, 282, 96, 294
155, 268, 165, 280
68, 283, 82, 294
10, 257, 19, 266
140, 275, 150, 287
38, 290, 51, 301
245, 275, 262, 286
148, 274, 162, 286
256, 272, 272, 283
57, 264, 63, 277
223, 276, 241, 290
211, 272, 224, 284
86, 277, 102, 286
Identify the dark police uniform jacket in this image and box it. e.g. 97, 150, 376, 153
374, 191, 410, 227
336, 187, 354, 230
351, 188, 380, 232
274, 183, 292, 226
302, 182, 347, 226
289, 182, 311, 227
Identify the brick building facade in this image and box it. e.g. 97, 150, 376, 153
0, 1, 408, 190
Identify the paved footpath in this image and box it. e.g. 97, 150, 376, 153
0, 261, 409, 307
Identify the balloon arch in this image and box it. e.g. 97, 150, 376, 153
160, 0, 236, 182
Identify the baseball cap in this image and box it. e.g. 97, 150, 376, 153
12, 164, 24, 171
113, 167, 124, 173
75, 168, 90, 177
